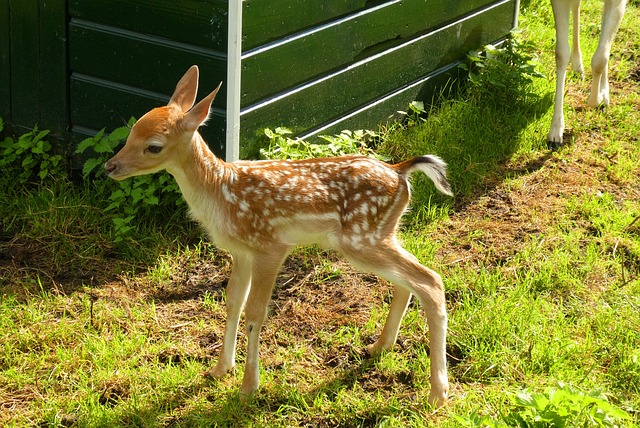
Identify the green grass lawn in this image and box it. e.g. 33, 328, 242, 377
1, 1, 640, 426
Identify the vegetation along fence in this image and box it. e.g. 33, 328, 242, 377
1, 0, 519, 160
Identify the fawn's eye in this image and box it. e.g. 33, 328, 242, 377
146, 145, 163, 154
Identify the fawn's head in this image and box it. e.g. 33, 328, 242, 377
105, 65, 222, 180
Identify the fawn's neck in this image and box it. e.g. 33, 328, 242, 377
168, 132, 232, 211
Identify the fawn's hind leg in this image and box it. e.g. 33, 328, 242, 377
367, 285, 412, 356
341, 240, 449, 407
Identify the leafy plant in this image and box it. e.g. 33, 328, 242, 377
0, 120, 66, 184
75, 118, 184, 241
260, 127, 386, 161
76, 119, 134, 178
460, 33, 545, 103
396, 100, 429, 127
508, 383, 633, 428
454, 383, 633, 427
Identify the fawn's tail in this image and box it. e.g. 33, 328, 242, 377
395, 155, 453, 196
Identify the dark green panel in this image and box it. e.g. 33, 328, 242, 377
9, 0, 40, 126
239, 0, 515, 158
70, 77, 226, 157
38, 0, 68, 136
302, 64, 465, 140
242, 0, 367, 49
0, 0, 10, 120
70, 75, 167, 129
69, 21, 226, 101
241, 0, 499, 106
69, 0, 228, 51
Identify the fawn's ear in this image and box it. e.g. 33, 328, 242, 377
169, 65, 199, 112
182, 82, 223, 132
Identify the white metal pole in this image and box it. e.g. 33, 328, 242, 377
225, 0, 242, 161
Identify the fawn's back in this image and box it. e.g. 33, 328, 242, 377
198, 155, 412, 251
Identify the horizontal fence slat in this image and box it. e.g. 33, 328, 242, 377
242, 0, 368, 50
239, 0, 515, 158
70, 77, 226, 157
69, 0, 228, 51
69, 21, 226, 99
70, 76, 167, 130
241, 0, 501, 106
300, 61, 465, 139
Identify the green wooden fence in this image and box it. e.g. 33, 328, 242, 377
1, 0, 519, 160
68, 0, 228, 156
1, 0, 67, 137
238, 0, 520, 157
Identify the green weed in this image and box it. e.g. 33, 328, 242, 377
461, 34, 546, 105
455, 383, 632, 427
260, 127, 386, 160
0, 120, 66, 184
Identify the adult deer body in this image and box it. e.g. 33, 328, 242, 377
548, 0, 627, 145
105, 66, 452, 406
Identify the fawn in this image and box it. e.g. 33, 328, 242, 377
548, 0, 627, 146
104, 66, 453, 406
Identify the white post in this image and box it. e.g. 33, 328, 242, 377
226, 0, 243, 162
513, 0, 520, 29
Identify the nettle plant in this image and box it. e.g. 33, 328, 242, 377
0, 117, 66, 184
76, 118, 183, 240
260, 127, 387, 161
460, 33, 545, 103
455, 383, 632, 428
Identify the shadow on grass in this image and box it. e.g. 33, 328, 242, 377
100, 352, 425, 428
379, 81, 555, 224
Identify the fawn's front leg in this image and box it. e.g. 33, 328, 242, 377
240, 250, 288, 395
206, 253, 252, 379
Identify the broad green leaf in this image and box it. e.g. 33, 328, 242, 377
82, 158, 104, 177
75, 129, 105, 154
108, 125, 131, 142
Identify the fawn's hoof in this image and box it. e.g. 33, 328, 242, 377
203, 364, 235, 380
428, 389, 449, 408
365, 343, 382, 358
240, 378, 259, 397
547, 139, 562, 151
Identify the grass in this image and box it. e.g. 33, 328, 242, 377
1, 1, 640, 426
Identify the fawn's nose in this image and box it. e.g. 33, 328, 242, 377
104, 159, 118, 176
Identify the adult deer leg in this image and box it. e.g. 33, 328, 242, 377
548, 0, 573, 145
587, 0, 627, 108
570, 0, 585, 77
